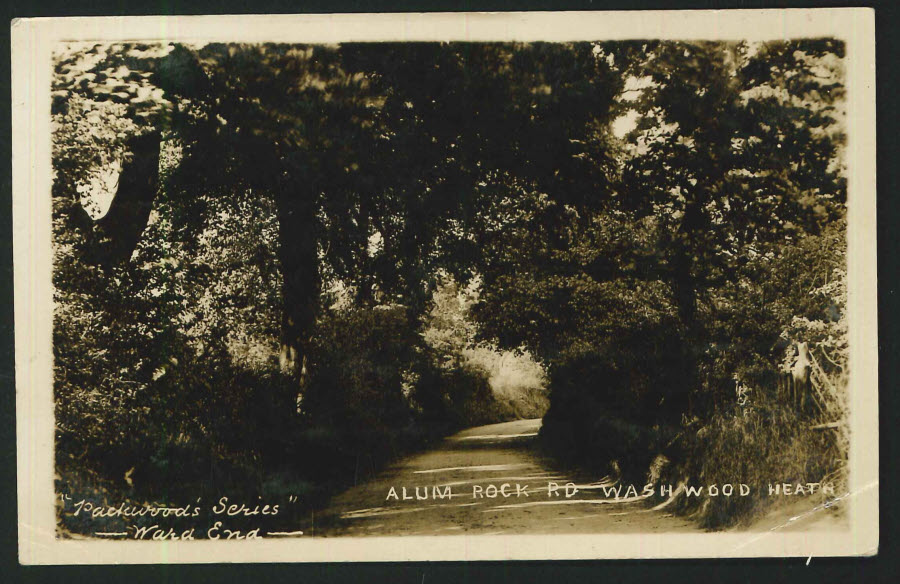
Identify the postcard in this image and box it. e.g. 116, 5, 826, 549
12, 8, 877, 563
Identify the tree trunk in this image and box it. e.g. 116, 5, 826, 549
668, 245, 699, 416
91, 131, 161, 267
356, 200, 374, 305
274, 192, 320, 387
670, 246, 698, 326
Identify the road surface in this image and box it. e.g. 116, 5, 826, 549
311, 418, 699, 536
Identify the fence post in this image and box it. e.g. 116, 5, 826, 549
802, 367, 813, 413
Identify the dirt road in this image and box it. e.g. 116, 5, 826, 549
311, 418, 699, 536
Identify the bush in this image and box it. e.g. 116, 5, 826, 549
663, 398, 834, 529
463, 346, 549, 419
422, 274, 550, 424
298, 305, 429, 479
435, 361, 500, 427
539, 317, 688, 477
55, 325, 300, 500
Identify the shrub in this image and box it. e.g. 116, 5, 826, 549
463, 346, 549, 419
539, 317, 689, 476
663, 398, 834, 529
422, 273, 550, 424
56, 325, 300, 500
298, 305, 426, 479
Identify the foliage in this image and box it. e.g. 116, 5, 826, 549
664, 398, 833, 529
476, 38, 847, 427
50, 39, 849, 532
422, 274, 549, 420
300, 305, 425, 467
463, 346, 549, 420
475, 193, 691, 462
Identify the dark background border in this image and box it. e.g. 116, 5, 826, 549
2, 1, 896, 582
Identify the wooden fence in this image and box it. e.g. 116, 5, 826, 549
775, 342, 845, 429
769, 342, 849, 486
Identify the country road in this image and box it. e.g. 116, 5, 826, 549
310, 418, 699, 536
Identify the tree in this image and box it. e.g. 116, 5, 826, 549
616, 39, 845, 409
55, 41, 624, 382
472, 39, 847, 457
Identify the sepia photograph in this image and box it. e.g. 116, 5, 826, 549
13, 9, 878, 563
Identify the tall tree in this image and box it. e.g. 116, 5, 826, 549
617, 39, 846, 409
55, 41, 623, 390
620, 40, 845, 316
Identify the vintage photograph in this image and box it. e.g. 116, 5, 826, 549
14, 10, 878, 562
